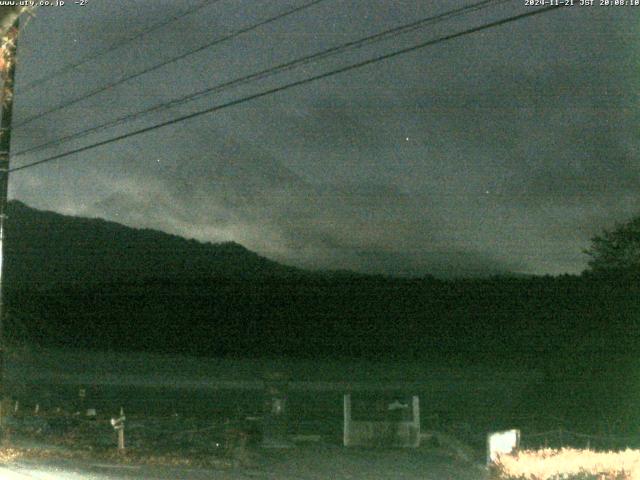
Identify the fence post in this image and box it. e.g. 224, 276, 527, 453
118, 427, 125, 452
78, 387, 86, 414
343, 394, 351, 447
412, 396, 420, 447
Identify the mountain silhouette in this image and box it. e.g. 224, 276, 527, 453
4, 200, 301, 290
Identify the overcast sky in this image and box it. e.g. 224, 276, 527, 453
6, 0, 639, 277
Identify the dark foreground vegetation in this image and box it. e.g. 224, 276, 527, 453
8, 271, 639, 363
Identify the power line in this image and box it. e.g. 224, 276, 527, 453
20, 0, 217, 93
15, 0, 328, 128
10, 5, 562, 174
14, 0, 508, 157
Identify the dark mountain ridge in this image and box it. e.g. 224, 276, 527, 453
4, 200, 302, 289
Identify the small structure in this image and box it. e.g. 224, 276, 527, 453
487, 429, 520, 465
343, 394, 420, 447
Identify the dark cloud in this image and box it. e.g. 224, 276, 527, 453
7, 1, 640, 277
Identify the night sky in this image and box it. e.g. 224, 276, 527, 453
6, 0, 639, 277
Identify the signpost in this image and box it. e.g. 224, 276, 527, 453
487, 429, 520, 466
111, 407, 126, 453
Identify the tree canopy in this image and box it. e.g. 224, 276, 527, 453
584, 215, 640, 276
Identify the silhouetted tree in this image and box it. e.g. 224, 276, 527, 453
584, 215, 640, 276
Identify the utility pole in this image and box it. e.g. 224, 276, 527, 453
0, 17, 19, 435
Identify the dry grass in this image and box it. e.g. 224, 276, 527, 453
0, 408, 254, 470
0, 447, 21, 463
0, 444, 233, 470
493, 448, 640, 480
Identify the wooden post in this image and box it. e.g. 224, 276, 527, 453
118, 427, 125, 452
343, 394, 351, 447
485, 432, 491, 466
0, 17, 18, 440
78, 387, 86, 413
412, 396, 420, 447
412, 396, 420, 428
118, 406, 125, 453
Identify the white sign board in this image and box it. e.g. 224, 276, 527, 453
487, 429, 520, 465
